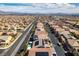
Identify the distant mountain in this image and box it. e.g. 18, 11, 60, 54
0, 10, 79, 16
0, 10, 6, 14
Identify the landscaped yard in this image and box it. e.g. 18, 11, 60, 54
70, 32, 79, 39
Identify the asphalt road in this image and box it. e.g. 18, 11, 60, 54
44, 22, 65, 56
0, 20, 36, 56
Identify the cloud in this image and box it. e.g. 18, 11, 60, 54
0, 3, 78, 14
32, 3, 76, 9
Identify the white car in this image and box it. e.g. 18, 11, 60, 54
27, 45, 31, 50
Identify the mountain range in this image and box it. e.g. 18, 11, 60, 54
0, 10, 79, 16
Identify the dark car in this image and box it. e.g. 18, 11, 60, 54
57, 43, 61, 46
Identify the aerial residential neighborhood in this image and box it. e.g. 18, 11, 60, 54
0, 15, 36, 48
0, 3, 79, 56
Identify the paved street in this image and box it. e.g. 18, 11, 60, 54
0, 20, 36, 56
44, 22, 65, 56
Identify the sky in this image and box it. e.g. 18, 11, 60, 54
0, 3, 79, 14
